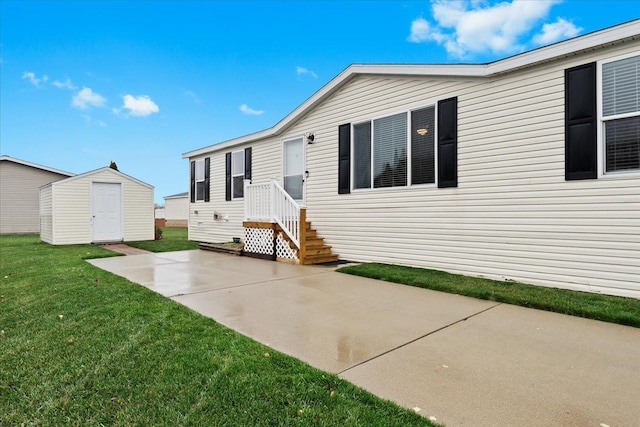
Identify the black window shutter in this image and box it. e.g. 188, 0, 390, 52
338, 123, 351, 194
244, 147, 252, 181
225, 152, 232, 201
565, 62, 597, 180
190, 160, 195, 203
204, 157, 210, 202
437, 97, 458, 188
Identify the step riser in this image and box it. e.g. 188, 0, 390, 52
303, 255, 339, 265
274, 221, 338, 265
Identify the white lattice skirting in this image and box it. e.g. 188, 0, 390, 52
276, 232, 297, 260
243, 227, 273, 255
243, 227, 298, 261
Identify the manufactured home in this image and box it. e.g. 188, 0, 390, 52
183, 21, 640, 299
40, 167, 154, 245
0, 155, 75, 234
163, 192, 189, 227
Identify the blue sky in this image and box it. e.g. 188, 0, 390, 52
1, 1, 638, 203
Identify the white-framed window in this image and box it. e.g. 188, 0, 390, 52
231, 149, 245, 199
599, 52, 640, 174
353, 105, 436, 189
194, 159, 206, 201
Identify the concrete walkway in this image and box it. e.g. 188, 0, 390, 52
88, 250, 640, 427
100, 243, 151, 255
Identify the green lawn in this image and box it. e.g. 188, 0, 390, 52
0, 235, 436, 426
338, 263, 640, 328
127, 227, 200, 252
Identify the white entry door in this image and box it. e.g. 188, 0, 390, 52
283, 137, 305, 201
92, 182, 122, 242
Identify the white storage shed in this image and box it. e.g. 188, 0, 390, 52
40, 167, 154, 245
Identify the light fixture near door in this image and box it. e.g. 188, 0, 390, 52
306, 132, 315, 144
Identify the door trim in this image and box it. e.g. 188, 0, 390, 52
90, 181, 124, 243
282, 135, 306, 204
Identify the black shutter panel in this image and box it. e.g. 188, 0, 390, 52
338, 123, 351, 194
244, 147, 252, 181
204, 157, 210, 202
437, 97, 458, 188
565, 62, 597, 180
225, 152, 231, 201
190, 160, 195, 203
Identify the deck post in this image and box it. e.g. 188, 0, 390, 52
298, 208, 306, 265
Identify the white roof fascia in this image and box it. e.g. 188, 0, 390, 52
182, 19, 640, 159
0, 155, 76, 177
164, 192, 188, 200
51, 166, 154, 189
486, 18, 640, 75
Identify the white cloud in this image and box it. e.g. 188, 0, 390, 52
184, 90, 201, 104
407, 17, 448, 44
81, 114, 107, 127
239, 104, 264, 115
72, 87, 106, 109
408, 0, 567, 58
121, 94, 159, 117
533, 18, 582, 45
52, 78, 77, 90
22, 71, 49, 87
296, 66, 318, 78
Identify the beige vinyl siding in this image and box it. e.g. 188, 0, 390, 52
0, 160, 70, 234
48, 168, 154, 245
123, 178, 154, 241
165, 196, 189, 221
39, 186, 53, 243
51, 174, 92, 245
189, 40, 640, 298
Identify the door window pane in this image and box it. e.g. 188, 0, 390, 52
284, 138, 304, 199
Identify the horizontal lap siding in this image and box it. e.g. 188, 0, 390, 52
188, 151, 240, 242
52, 170, 154, 244
0, 161, 69, 234
39, 186, 53, 243
165, 197, 189, 221
122, 178, 154, 242
298, 42, 640, 297
190, 41, 639, 297
52, 177, 92, 245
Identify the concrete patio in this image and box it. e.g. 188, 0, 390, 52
88, 250, 640, 426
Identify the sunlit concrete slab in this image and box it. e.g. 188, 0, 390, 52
88, 253, 176, 271
88, 250, 331, 297
340, 304, 640, 427
88, 250, 640, 426
173, 272, 497, 373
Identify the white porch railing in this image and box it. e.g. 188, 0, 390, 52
244, 180, 302, 249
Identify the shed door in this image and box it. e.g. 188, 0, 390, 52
92, 182, 122, 242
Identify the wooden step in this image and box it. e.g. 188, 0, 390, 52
304, 245, 332, 256
305, 229, 317, 238
302, 253, 339, 265
305, 237, 326, 247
